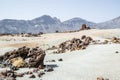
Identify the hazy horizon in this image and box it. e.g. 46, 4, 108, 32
0, 0, 120, 23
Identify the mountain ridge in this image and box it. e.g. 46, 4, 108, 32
0, 15, 120, 33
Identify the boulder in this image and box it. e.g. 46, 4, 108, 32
58, 58, 63, 61
80, 24, 91, 30
81, 35, 86, 40
81, 24, 87, 30
0, 46, 46, 68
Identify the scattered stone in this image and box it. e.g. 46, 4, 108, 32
0, 70, 16, 80
115, 51, 119, 53
29, 74, 36, 78
10, 66, 19, 71
81, 35, 86, 40
111, 37, 120, 43
47, 46, 58, 50
58, 58, 63, 61
44, 66, 54, 72
33, 68, 39, 73
47, 60, 56, 62
38, 73, 41, 77
97, 76, 104, 80
52, 36, 120, 54
38, 65, 45, 69
38, 72, 45, 77
51, 60, 55, 62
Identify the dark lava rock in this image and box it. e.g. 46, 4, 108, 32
0, 70, 16, 80
0, 46, 46, 68
51, 60, 55, 62
115, 51, 119, 53
55, 35, 93, 53
58, 58, 63, 61
44, 67, 54, 72
38, 72, 45, 77
81, 35, 86, 40
33, 68, 39, 73
10, 66, 19, 71
29, 74, 36, 78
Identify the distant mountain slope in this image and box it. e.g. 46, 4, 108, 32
96, 16, 120, 29
62, 18, 95, 30
0, 15, 120, 33
0, 15, 62, 33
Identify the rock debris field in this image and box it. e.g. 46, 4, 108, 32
0, 29, 120, 80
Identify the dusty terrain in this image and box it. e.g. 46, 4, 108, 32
0, 29, 120, 80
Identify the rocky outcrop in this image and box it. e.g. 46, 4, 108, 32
55, 35, 93, 53
0, 46, 46, 68
80, 24, 91, 30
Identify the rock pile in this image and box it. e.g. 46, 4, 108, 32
0, 46, 46, 79
99, 37, 120, 44
0, 46, 46, 68
111, 37, 120, 43
49, 36, 120, 54
92, 36, 120, 45
0, 68, 46, 80
56, 35, 93, 53
0, 70, 17, 80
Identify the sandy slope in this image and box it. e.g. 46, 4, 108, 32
44, 44, 120, 80
0, 29, 120, 80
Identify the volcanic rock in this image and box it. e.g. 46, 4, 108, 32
0, 46, 46, 68
29, 74, 36, 78
38, 72, 45, 77
58, 58, 63, 61
80, 24, 91, 30
55, 35, 93, 53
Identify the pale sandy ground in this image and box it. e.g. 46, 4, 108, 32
0, 29, 120, 80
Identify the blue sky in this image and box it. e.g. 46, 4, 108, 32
0, 0, 120, 23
